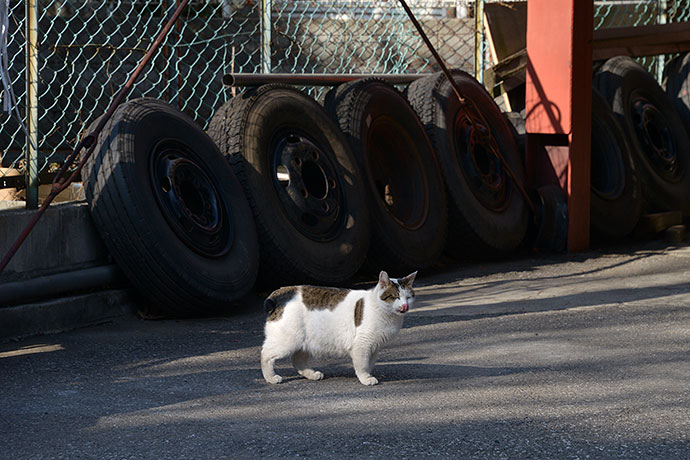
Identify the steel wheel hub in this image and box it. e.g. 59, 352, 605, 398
150, 140, 233, 257
454, 110, 508, 211
272, 132, 343, 241
630, 95, 680, 182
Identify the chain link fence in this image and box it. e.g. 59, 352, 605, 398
0, 0, 688, 205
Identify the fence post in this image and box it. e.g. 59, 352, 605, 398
25, 0, 39, 209
261, 0, 271, 73
656, 0, 667, 83
474, 0, 484, 84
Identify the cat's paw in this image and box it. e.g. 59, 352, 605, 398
304, 370, 324, 381
265, 375, 283, 384
358, 375, 379, 386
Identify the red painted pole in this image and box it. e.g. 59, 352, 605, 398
525, 0, 593, 251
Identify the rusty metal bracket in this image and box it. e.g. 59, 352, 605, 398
0, 0, 191, 274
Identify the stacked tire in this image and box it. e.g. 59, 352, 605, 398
91, 64, 674, 315
594, 56, 690, 220
589, 88, 643, 240
208, 85, 371, 286
407, 70, 529, 258
83, 98, 260, 316
323, 79, 448, 272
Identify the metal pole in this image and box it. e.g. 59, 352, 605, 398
0, 265, 123, 306
261, 0, 271, 73
396, 0, 465, 104
25, 0, 39, 209
223, 73, 432, 87
656, 0, 667, 83
474, 0, 484, 84
174, 0, 181, 109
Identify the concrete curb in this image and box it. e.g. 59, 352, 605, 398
0, 201, 109, 283
0, 201, 128, 341
0, 289, 138, 342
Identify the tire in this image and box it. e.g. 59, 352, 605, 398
82, 98, 260, 316
664, 52, 690, 138
590, 89, 643, 239
532, 185, 568, 253
324, 78, 448, 271
594, 56, 690, 217
407, 70, 528, 258
208, 85, 370, 286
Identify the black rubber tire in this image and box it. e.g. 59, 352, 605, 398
324, 78, 448, 271
82, 98, 259, 316
594, 56, 690, 217
407, 70, 528, 259
664, 52, 690, 139
532, 185, 568, 253
208, 85, 370, 286
590, 89, 643, 239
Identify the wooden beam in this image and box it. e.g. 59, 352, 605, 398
593, 22, 690, 60
487, 22, 690, 91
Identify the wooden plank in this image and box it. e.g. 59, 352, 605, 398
484, 1, 527, 62
593, 22, 690, 60
635, 211, 683, 236
487, 21, 690, 96
487, 21, 690, 87
491, 49, 527, 83
665, 225, 687, 244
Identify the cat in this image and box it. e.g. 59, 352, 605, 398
260, 270, 417, 386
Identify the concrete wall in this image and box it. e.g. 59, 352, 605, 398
0, 201, 109, 283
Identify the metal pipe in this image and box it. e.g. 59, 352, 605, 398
656, 0, 667, 83
25, 0, 39, 209
223, 73, 432, 87
474, 0, 485, 84
395, 0, 465, 105
0, 265, 125, 306
261, 0, 271, 74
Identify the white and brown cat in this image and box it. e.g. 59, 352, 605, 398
261, 270, 417, 385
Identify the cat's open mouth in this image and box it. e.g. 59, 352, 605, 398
398, 303, 409, 314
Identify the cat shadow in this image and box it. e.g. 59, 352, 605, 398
285, 361, 524, 383
373, 362, 524, 382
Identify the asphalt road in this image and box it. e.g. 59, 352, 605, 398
2, 241, 690, 459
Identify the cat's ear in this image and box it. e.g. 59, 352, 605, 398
378, 270, 391, 286
401, 271, 418, 286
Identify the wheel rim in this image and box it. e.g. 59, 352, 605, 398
591, 113, 625, 200
629, 93, 681, 182
366, 115, 429, 230
453, 110, 509, 212
150, 140, 233, 258
271, 131, 344, 241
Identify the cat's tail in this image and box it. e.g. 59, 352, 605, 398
263, 286, 298, 318
264, 297, 277, 314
